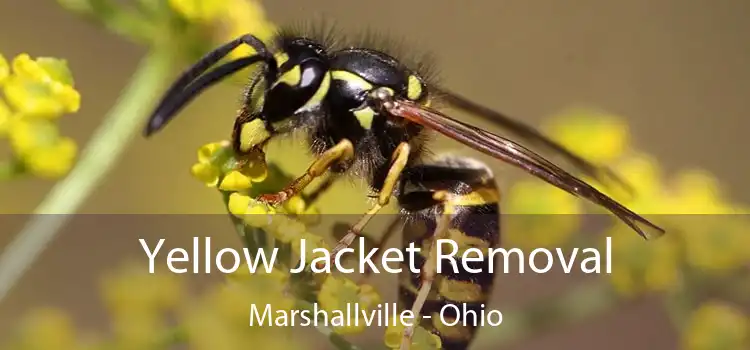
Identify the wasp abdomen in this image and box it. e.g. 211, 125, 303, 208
398, 157, 500, 350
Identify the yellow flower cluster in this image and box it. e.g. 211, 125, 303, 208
2, 262, 307, 350
385, 320, 443, 350
190, 141, 390, 339
318, 276, 382, 334
168, 0, 277, 58
0, 53, 80, 179
100, 263, 183, 348
504, 180, 583, 249
605, 226, 682, 297
683, 301, 749, 350
523, 108, 750, 296
5, 308, 87, 350
185, 267, 301, 350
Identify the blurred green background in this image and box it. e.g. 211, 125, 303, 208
0, 0, 748, 349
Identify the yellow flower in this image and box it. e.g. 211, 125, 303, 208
7, 118, 78, 178
227, 192, 252, 216
184, 271, 300, 350
219, 0, 278, 60
197, 141, 227, 163
283, 195, 307, 215
683, 301, 748, 350
318, 276, 382, 334
291, 232, 330, 269
384, 320, 442, 350
270, 215, 308, 243
606, 226, 681, 296
4, 54, 80, 118
504, 180, 582, 249
100, 263, 184, 317
23, 136, 77, 178
0, 98, 12, 135
668, 170, 735, 214
168, 0, 227, 23
15, 308, 79, 350
544, 108, 630, 164
0, 53, 8, 85
219, 170, 253, 191
190, 141, 268, 189
191, 162, 220, 186
682, 215, 750, 272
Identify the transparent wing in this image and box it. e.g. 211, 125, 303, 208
384, 98, 665, 239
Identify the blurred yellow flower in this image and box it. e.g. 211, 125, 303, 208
271, 215, 308, 243
318, 276, 382, 334
292, 232, 330, 268
7, 118, 78, 178
4, 54, 80, 118
14, 308, 79, 350
0, 98, 11, 135
219, 0, 278, 59
23, 136, 77, 178
183, 267, 300, 350
504, 180, 582, 249
684, 301, 748, 350
668, 169, 736, 214
681, 216, 750, 272
544, 108, 630, 164
384, 319, 443, 350
0, 53, 8, 84
606, 226, 682, 296
100, 263, 184, 317
168, 0, 226, 23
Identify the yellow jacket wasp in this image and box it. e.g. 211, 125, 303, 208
144, 25, 665, 350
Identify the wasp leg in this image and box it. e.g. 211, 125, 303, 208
329, 142, 411, 257
257, 139, 355, 205
400, 198, 454, 350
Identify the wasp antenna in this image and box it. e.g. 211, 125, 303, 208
144, 34, 276, 137
145, 56, 268, 136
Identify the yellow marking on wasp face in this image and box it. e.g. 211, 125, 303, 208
299, 72, 331, 111
274, 52, 290, 66
239, 119, 270, 152
275, 65, 301, 87
331, 70, 373, 90
449, 187, 501, 206
407, 75, 423, 100
438, 280, 486, 302
249, 79, 266, 113
353, 107, 376, 129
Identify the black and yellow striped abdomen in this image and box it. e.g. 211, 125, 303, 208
397, 157, 500, 350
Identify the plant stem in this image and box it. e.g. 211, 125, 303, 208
0, 50, 174, 304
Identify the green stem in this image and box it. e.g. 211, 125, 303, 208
0, 50, 174, 304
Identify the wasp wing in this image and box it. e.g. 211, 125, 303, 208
384, 98, 665, 239
433, 87, 633, 195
